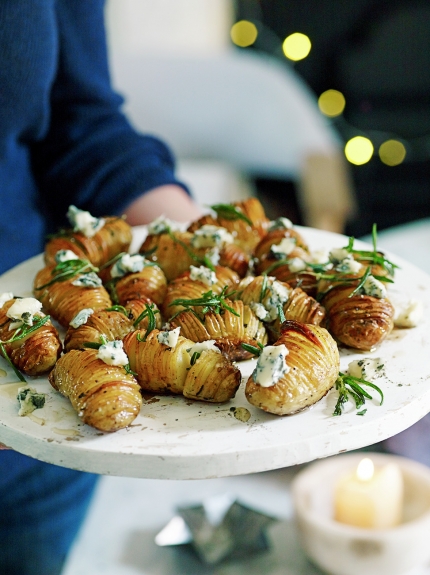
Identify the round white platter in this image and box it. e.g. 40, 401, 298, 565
0, 226, 429, 480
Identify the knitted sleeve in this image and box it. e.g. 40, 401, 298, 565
31, 0, 188, 230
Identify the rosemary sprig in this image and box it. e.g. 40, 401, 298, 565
190, 351, 201, 366
210, 203, 253, 226
169, 286, 239, 321
135, 304, 158, 341
343, 224, 399, 277
0, 315, 52, 382
259, 273, 268, 302
167, 230, 216, 272
35, 259, 99, 290
240, 342, 264, 356
333, 372, 384, 416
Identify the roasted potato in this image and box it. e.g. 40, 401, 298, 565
34, 264, 112, 327
44, 216, 132, 268
49, 348, 142, 432
0, 298, 62, 376
245, 320, 339, 415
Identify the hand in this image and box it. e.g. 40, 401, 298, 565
0, 443, 11, 450
123, 185, 203, 226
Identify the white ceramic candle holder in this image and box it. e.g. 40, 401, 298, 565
291, 453, 430, 575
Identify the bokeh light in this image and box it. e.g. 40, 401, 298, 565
318, 89, 346, 117
230, 20, 258, 48
379, 140, 406, 166
282, 33, 311, 61
345, 136, 374, 165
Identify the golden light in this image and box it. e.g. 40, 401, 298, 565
356, 458, 375, 482
318, 89, 346, 117
345, 136, 374, 165
230, 20, 258, 48
379, 139, 406, 166
282, 33, 311, 61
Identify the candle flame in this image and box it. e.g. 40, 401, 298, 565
356, 457, 374, 481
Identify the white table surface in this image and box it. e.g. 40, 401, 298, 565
62, 219, 430, 575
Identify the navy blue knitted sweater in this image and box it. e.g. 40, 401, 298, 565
0, 0, 186, 273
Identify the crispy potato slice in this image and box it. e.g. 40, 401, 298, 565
113, 264, 167, 306
49, 349, 142, 432
64, 309, 134, 352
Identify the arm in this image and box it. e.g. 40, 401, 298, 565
31, 0, 198, 229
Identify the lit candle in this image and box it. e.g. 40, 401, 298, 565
334, 457, 404, 529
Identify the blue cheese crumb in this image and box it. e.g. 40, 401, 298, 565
250, 302, 269, 321
69, 308, 94, 328
268, 217, 293, 231
71, 272, 102, 288
7, 297, 42, 327
252, 344, 290, 387
288, 257, 307, 273
147, 215, 180, 235
362, 275, 387, 299
17, 386, 46, 416
191, 225, 233, 248
189, 265, 217, 286
157, 327, 181, 349
96, 340, 129, 366
55, 249, 79, 263
336, 255, 362, 274
270, 237, 296, 258
67, 205, 105, 238
347, 357, 384, 380
111, 254, 146, 278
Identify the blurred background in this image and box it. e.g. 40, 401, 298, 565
105, 0, 430, 237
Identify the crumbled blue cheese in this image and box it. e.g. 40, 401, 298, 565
263, 280, 292, 321
288, 257, 307, 273
111, 254, 146, 278
96, 340, 129, 366
7, 298, 42, 327
55, 249, 79, 263
268, 217, 293, 231
329, 247, 350, 265
270, 237, 296, 258
205, 246, 220, 266
189, 265, 217, 286
17, 386, 46, 416
362, 275, 387, 299
67, 205, 105, 238
191, 225, 233, 248
390, 293, 424, 328
187, 340, 220, 356
147, 215, 180, 235
71, 272, 102, 288
0, 292, 13, 309
252, 344, 290, 387
309, 249, 330, 265
347, 357, 384, 380
250, 302, 269, 321
157, 327, 181, 349
69, 308, 94, 328
336, 255, 363, 274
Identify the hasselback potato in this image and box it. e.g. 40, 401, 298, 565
0, 298, 62, 376
162, 265, 239, 318
183, 348, 241, 402
111, 263, 167, 306
123, 329, 194, 394
49, 348, 142, 431
170, 299, 267, 361
44, 216, 132, 268
34, 264, 112, 327
319, 282, 394, 350
187, 198, 269, 253
245, 320, 339, 415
